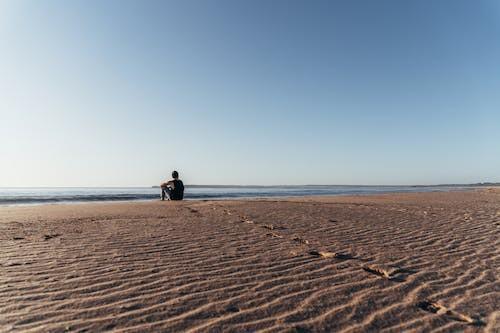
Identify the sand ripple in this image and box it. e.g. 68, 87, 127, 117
1, 190, 499, 332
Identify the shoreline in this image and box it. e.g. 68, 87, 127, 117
0, 186, 486, 208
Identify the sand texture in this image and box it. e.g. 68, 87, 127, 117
1, 190, 499, 332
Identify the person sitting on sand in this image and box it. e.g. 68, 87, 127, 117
161, 171, 184, 201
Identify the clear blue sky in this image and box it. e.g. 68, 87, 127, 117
1, 0, 499, 186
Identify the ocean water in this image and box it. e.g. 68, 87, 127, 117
0, 185, 472, 206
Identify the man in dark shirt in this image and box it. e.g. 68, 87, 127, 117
161, 171, 184, 200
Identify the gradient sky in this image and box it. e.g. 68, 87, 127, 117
1, 0, 499, 186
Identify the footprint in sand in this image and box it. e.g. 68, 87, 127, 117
309, 250, 336, 258
292, 236, 309, 245
262, 224, 285, 230
309, 250, 352, 260
43, 234, 61, 241
417, 300, 485, 326
362, 265, 407, 281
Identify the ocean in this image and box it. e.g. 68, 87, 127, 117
0, 185, 473, 206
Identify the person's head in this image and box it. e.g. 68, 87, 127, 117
172, 170, 179, 179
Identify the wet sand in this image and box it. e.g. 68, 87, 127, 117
1, 190, 499, 332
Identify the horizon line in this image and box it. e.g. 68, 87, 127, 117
1, 182, 499, 189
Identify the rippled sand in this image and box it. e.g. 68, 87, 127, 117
1, 190, 499, 332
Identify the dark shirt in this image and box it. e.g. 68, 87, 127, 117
170, 179, 184, 200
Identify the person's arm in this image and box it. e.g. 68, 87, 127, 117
161, 180, 175, 188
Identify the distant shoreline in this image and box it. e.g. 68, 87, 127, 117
160, 183, 500, 188
0, 185, 487, 207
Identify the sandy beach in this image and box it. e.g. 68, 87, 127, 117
1, 190, 498, 332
